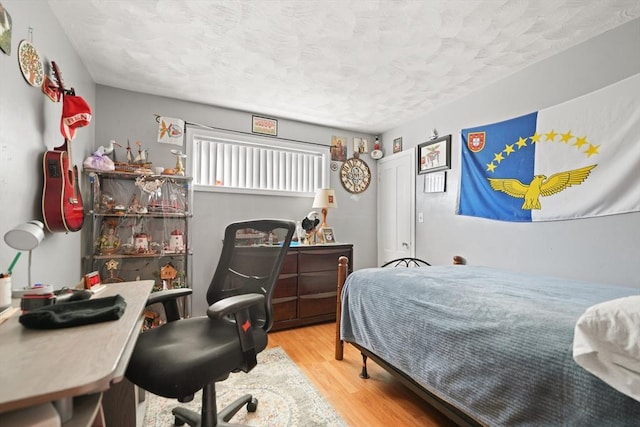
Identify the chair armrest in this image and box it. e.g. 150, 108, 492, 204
146, 288, 192, 306
207, 293, 265, 372
206, 294, 264, 319
147, 288, 192, 322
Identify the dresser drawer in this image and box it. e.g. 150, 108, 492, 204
299, 293, 336, 318
273, 298, 297, 321
298, 248, 351, 273
299, 271, 335, 295
271, 244, 352, 330
274, 274, 297, 298
280, 252, 298, 274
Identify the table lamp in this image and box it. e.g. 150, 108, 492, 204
4, 220, 45, 297
312, 188, 338, 232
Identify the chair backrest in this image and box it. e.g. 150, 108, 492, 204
207, 219, 296, 332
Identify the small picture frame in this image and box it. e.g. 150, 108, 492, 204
331, 136, 347, 161
252, 115, 278, 136
417, 134, 451, 174
393, 137, 403, 153
321, 227, 336, 244
354, 137, 369, 154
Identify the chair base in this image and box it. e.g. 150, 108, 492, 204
171, 382, 258, 427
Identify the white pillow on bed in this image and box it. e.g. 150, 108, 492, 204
573, 295, 640, 402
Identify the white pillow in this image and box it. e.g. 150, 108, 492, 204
573, 295, 640, 402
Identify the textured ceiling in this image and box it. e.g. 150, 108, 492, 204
48, 0, 639, 134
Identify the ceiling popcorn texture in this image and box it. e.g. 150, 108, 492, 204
48, 0, 639, 133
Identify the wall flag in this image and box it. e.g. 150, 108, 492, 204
157, 116, 185, 146
458, 73, 640, 222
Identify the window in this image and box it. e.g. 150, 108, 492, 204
186, 127, 329, 196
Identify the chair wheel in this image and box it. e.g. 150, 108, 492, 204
247, 397, 258, 412
174, 417, 185, 426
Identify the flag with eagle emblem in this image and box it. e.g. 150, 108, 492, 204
457, 73, 640, 222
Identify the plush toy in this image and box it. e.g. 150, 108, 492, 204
301, 214, 320, 245
301, 216, 320, 232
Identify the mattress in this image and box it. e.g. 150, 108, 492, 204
340, 265, 640, 426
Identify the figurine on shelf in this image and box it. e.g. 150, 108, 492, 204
167, 229, 185, 253
134, 232, 150, 253
126, 140, 133, 163
160, 262, 178, 290
170, 149, 187, 176
127, 193, 148, 214
103, 259, 124, 283
134, 140, 148, 164
97, 221, 121, 254
100, 193, 115, 213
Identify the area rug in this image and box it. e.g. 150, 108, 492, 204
143, 347, 347, 426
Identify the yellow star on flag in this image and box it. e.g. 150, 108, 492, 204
585, 144, 600, 158
545, 130, 557, 141
560, 131, 573, 143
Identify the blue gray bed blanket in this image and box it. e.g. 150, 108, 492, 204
340, 265, 640, 426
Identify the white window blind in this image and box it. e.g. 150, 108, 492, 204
186, 127, 328, 196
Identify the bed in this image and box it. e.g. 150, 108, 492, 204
334, 257, 640, 426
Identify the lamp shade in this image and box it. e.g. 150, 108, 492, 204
4, 220, 45, 251
312, 188, 338, 209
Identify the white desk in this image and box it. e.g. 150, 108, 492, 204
0, 281, 153, 422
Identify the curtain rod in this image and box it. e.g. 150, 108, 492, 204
155, 114, 330, 149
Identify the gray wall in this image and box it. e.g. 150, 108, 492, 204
0, 0, 95, 289
381, 19, 640, 287
94, 87, 378, 315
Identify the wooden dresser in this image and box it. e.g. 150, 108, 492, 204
272, 243, 353, 331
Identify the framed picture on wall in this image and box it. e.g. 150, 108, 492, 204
331, 136, 348, 161
354, 137, 369, 154
417, 134, 451, 174
252, 116, 278, 136
393, 137, 403, 153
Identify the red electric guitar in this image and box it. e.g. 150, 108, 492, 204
41, 62, 84, 232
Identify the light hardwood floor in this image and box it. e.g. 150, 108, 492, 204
267, 322, 456, 427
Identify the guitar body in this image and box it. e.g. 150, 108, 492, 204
42, 147, 84, 232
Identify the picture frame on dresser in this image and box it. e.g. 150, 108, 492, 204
322, 227, 336, 244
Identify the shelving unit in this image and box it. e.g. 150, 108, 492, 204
83, 169, 193, 319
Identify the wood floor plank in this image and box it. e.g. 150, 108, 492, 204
267, 322, 456, 427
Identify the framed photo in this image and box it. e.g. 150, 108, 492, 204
393, 137, 403, 153
321, 227, 336, 244
252, 116, 278, 136
417, 134, 451, 174
354, 137, 369, 154
330, 136, 347, 161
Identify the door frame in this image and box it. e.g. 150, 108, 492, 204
376, 148, 416, 265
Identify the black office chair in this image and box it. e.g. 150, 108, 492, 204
380, 257, 431, 268
126, 219, 296, 427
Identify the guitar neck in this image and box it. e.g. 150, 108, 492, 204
54, 139, 74, 165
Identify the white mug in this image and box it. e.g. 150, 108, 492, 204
0, 276, 12, 309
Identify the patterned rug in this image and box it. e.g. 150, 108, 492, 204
143, 347, 347, 426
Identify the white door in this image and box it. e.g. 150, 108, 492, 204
377, 149, 415, 266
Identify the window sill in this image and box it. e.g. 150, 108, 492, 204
194, 184, 314, 198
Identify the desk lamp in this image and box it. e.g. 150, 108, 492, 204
312, 188, 338, 241
4, 220, 45, 297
